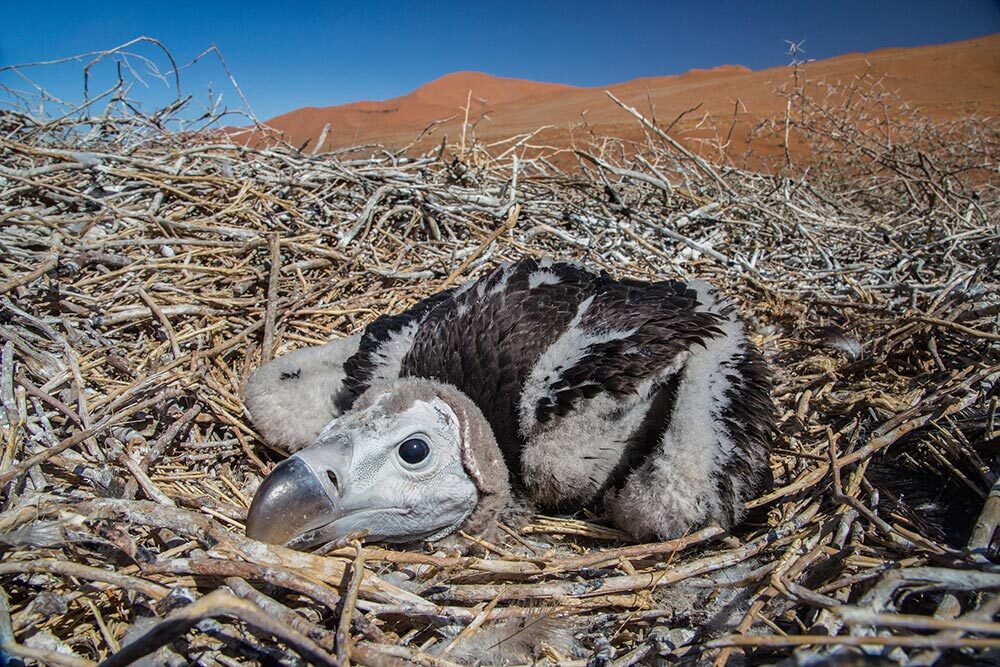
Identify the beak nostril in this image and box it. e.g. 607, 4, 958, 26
326, 469, 339, 493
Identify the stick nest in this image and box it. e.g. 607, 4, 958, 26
0, 49, 999, 666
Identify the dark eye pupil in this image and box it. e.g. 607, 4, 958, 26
398, 438, 429, 465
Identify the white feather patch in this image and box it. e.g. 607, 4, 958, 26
242, 334, 361, 451
477, 262, 516, 298
367, 321, 419, 385
518, 296, 636, 437
519, 364, 683, 508
527, 269, 561, 289
608, 284, 749, 539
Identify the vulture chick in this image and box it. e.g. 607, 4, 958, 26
243, 259, 774, 548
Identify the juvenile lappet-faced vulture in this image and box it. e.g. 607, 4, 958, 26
242, 259, 774, 548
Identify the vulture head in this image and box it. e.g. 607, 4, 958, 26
246, 378, 510, 547
243, 259, 775, 549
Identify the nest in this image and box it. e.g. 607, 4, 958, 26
0, 43, 999, 666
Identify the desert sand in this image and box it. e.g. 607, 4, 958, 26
240, 33, 999, 164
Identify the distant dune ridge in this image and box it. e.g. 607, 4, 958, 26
247, 33, 1000, 158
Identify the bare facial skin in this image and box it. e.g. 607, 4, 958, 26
246, 393, 478, 547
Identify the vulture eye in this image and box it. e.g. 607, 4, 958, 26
398, 438, 430, 466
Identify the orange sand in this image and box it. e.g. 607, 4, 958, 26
237, 34, 1000, 162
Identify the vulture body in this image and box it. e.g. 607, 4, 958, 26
243, 259, 774, 548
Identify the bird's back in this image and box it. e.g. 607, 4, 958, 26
341, 259, 727, 475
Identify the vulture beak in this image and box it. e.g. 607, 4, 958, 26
245, 444, 347, 548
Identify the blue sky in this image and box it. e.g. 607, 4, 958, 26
2, 1, 998, 121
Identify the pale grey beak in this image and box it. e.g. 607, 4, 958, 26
245, 454, 342, 548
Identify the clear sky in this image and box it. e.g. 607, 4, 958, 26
2, 1, 998, 121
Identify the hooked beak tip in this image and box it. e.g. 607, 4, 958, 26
246, 455, 338, 546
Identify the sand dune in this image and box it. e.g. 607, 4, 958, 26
255, 34, 1000, 159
